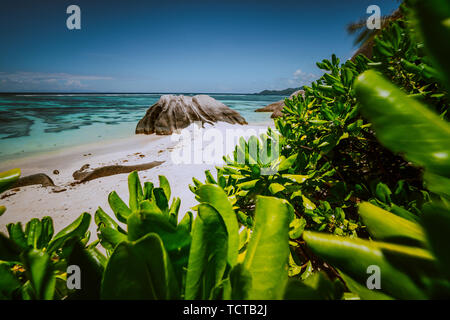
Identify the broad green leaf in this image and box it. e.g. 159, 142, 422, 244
108, 191, 132, 223
185, 204, 228, 300
282, 174, 309, 184
38, 217, 54, 249
303, 231, 429, 299
415, 0, 450, 92
169, 197, 181, 226
0, 233, 21, 261
237, 179, 259, 190
128, 171, 143, 212
355, 71, 450, 192
25, 218, 42, 249
423, 171, 450, 197
243, 196, 290, 299
359, 202, 426, 244
0, 168, 20, 194
47, 212, 91, 253
7, 222, 28, 250
95, 207, 121, 231
421, 202, 450, 278
289, 217, 306, 239
283, 279, 323, 300
139, 199, 163, 215
269, 183, 285, 194
98, 226, 128, 251
229, 263, 252, 300
196, 184, 239, 266
0, 262, 21, 299
278, 153, 298, 171
302, 195, 316, 210
22, 249, 55, 300
67, 241, 106, 300
153, 188, 169, 214
127, 203, 191, 283
159, 175, 171, 200
143, 182, 154, 200
339, 270, 393, 300
101, 233, 179, 299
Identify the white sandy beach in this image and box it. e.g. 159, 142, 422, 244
0, 122, 271, 239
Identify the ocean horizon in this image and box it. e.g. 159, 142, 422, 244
0, 93, 283, 161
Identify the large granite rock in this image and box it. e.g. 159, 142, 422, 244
136, 95, 247, 135
255, 90, 305, 118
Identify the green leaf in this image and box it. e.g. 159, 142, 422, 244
153, 188, 169, 214
196, 184, 239, 266
95, 207, 121, 231
169, 197, 181, 226
0, 233, 21, 261
7, 222, 28, 250
269, 183, 285, 194
0, 206, 5, 217
302, 195, 316, 210
355, 70, 450, 192
67, 241, 106, 300
22, 249, 55, 300
185, 204, 228, 300
98, 226, 128, 251
278, 153, 297, 171
289, 217, 307, 239
415, 0, 450, 92
237, 179, 259, 190
159, 175, 171, 200
0, 262, 21, 299
108, 191, 132, 223
101, 233, 179, 299
47, 212, 91, 253
0, 168, 21, 194
143, 182, 154, 200
282, 174, 309, 184
127, 203, 191, 283
421, 202, 450, 278
39, 217, 54, 249
303, 231, 429, 299
229, 263, 252, 300
358, 202, 426, 244
128, 171, 143, 212
243, 196, 290, 299
339, 270, 393, 300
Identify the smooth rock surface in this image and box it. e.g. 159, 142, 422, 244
136, 94, 247, 135
255, 90, 305, 118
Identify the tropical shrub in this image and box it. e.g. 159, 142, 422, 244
94, 171, 339, 299
303, 0, 450, 299
0, 211, 101, 299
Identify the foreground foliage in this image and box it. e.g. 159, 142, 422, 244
0, 0, 449, 300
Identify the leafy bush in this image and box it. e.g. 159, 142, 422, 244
1, 0, 449, 300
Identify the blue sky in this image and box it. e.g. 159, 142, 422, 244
0, 0, 400, 93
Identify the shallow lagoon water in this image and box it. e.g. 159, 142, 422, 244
0, 93, 283, 161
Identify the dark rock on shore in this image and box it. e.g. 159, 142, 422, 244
136, 95, 247, 135
255, 90, 305, 118
11, 173, 55, 188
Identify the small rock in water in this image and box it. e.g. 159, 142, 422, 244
53, 170, 60, 175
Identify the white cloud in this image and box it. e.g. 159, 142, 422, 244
0, 71, 113, 91
291, 69, 317, 85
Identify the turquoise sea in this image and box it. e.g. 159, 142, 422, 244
0, 93, 284, 161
